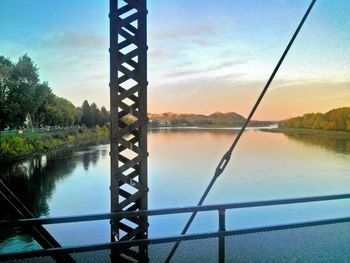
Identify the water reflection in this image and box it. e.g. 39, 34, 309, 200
1, 129, 350, 255
280, 131, 350, 154
0, 145, 107, 246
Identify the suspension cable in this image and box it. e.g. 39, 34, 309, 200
165, 0, 317, 261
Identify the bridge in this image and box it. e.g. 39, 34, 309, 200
1, 0, 350, 262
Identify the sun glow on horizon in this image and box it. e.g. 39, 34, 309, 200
0, 0, 349, 120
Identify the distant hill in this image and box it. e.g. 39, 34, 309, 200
208, 111, 246, 124
148, 112, 275, 127
280, 107, 350, 131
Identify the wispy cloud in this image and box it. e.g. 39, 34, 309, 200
148, 48, 178, 64
151, 22, 218, 41
165, 59, 249, 78
41, 31, 107, 50
20, 30, 110, 107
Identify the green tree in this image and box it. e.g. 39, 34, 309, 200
1, 54, 108, 130
31, 82, 52, 125
81, 100, 92, 127
34, 93, 78, 127
100, 106, 109, 125
0, 56, 13, 130
13, 55, 40, 126
0, 54, 48, 129
281, 107, 350, 131
55, 96, 79, 126
76, 107, 83, 125
90, 102, 101, 127
346, 120, 350, 131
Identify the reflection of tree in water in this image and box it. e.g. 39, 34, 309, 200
0, 145, 103, 244
91, 150, 100, 166
283, 132, 350, 154
100, 147, 108, 158
82, 152, 91, 171
83, 145, 108, 171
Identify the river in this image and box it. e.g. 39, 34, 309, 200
1, 129, 350, 260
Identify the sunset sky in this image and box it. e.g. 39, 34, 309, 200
0, 0, 349, 120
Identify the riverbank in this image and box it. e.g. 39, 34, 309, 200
0, 126, 109, 163
262, 127, 350, 138
149, 124, 278, 130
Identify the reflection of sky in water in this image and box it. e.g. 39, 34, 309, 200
1, 131, 350, 255
148, 130, 350, 238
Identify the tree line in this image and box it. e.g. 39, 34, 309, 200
0, 54, 109, 130
81, 100, 109, 128
280, 107, 350, 131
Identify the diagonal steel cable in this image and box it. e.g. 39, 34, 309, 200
165, 0, 317, 261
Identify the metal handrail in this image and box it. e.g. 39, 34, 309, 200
1, 192, 350, 261
1, 215, 350, 260
1, 192, 350, 227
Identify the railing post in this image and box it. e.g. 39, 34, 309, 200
218, 209, 226, 263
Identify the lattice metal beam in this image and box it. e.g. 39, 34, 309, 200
109, 0, 148, 261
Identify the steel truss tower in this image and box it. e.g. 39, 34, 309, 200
109, 0, 148, 261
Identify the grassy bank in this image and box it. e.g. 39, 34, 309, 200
262, 127, 350, 139
0, 126, 109, 162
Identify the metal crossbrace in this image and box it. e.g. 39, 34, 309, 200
165, 0, 317, 262
0, 179, 76, 263
109, 0, 148, 261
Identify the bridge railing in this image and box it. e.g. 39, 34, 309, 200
1, 193, 350, 262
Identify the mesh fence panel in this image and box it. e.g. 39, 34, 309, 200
1, 256, 55, 263
71, 249, 111, 263
225, 222, 350, 263
149, 237, 218, 263
2, 222, 350, 262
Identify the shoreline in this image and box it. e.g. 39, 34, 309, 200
149, 124, 278, 131
261, 127, 350, 139
0, 127, 109, 164
4, 126, 348, 163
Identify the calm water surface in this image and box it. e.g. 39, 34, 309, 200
1, 129, 350, 257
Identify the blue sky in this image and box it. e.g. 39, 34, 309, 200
1, 0, 349, 120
